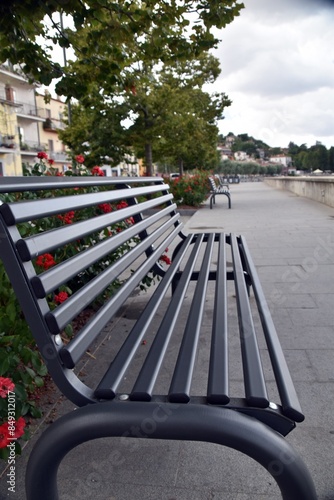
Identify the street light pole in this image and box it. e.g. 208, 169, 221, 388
60, 11, 72, 125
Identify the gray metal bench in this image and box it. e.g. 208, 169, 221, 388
208, 176, 231, 209
0, 176, 316, 500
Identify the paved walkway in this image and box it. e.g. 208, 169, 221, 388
1, 181, 334, 499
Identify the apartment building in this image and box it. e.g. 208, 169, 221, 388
0, 63, 71, 176
35, 92, 71, 172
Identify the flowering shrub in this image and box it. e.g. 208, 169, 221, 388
0, 263, 46, 459
167, 171, 210, 207
0, 377, 27, 459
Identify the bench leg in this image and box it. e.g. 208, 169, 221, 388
26, 402, 317, 500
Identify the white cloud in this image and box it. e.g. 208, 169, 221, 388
211, 0, 334, 148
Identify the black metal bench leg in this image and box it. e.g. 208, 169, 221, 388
26, 402, 317, 500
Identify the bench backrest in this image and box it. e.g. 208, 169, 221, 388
208, 176, 217, 191
0, 176, 183, 406
209, 176, 229, 192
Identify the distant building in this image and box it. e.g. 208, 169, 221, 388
269, 155, 292, 168
0, 63, 45, 175
225, 134, 236, 147
217, 145, 232, 161
234, 151, 248, 161
36, 92, 71, 172
101, 154, 140, 177
0, 63, 71, 176
257, 148, 266, 160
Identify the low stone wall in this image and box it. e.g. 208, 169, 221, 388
264, 177, 334, 208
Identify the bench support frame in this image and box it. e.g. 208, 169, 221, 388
209, 189, 231, 209
26, 402, 317, 500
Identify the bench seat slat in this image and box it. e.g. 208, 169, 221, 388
0, 184, 168, 225
168, 234, 215, 403
95, 235, 195, 400
239, 236, 304, 422
130, 235, 205, 401
207, 233, 230, 404
59, 225, 183, 369
231, 234, 269, 408
31, 208, 180, 298
16, 196, 174, 261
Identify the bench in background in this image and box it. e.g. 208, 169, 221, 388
208, 176, 231, 209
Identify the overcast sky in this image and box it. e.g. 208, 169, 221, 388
209, 0, 334, 149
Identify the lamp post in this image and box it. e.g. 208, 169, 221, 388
60, 11, 72, 125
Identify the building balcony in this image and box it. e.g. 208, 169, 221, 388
43, 118, 65, 132
0, 144, 17, 153
20, 140, 47, 155
16, 102, 44, 121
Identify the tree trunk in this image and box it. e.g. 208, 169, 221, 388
178, 157, 184, 176
145, 143, 153, 176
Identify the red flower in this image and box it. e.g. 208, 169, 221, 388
37, 151, 48, 160
0, 417, 26, 448
36, 253, 56, 270
54, 291, 69, 304
0, 423, 10, 448
0, 377, 15, 398
13, 417, 26, 439
48, 158, 55, 165
91, 166, 104, 176
98, 203, 112, 213
160, 254, 171, 265
75, 155, 85, 164
58, 211, 75, 224
116, 200, 128, 210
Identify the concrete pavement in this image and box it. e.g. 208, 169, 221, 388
1, 181, 334, 500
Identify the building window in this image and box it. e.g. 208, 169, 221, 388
19, 127, 25, 144
5, 85, 15, 102
48, 139, 54, 152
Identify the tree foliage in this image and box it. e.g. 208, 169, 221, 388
0, 0, 244, 98
60, 52, 231, 174
0, 0, 243, 174
288, 142, 331, 172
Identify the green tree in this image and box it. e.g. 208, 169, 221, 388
308, 144, 329, 171
329, 147, 334, 172
1, 2, 243, 174
60, 53, 231, 175
142, 55, 230, 173
59, 90, 132, 167
0, 0, 244, 98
